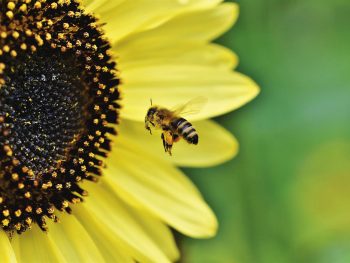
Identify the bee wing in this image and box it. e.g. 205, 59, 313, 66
171, 97, 208, 116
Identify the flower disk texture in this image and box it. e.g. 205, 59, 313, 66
0, 0, 120, 234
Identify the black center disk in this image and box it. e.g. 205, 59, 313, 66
0, 0, 120, 234
1, 53, 89, 176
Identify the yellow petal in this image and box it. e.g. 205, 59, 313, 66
74, 206, 136, 263
0, 231, 17, 263
81, 181, 174, 263
12, 226, 66, 263
118, 42, 238, 71
124, 0, 224, 33
76, 202, 180, 262
90, 0, 127, 14
105, 147, 218, 238
120, 66, 259, 122
117, 3, 238, 46
125, 206, 180, 262
119, 119, 238, 167
100, 0, 226, 44
46, 215, 105, 262
83, 0, 111, 13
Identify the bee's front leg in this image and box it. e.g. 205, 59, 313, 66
145, 120, 153, 135
161, 131, 173, 156
146, 125, 152, 135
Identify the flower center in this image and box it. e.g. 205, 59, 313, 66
0, 0, 120, 234
1, 52, 89, 176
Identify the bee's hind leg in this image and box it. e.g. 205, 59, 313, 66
161, 133, 167, 151
161, 131, 173, 155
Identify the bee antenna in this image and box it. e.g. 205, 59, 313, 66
150, 98, 153, 106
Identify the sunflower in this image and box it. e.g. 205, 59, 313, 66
0, 0, 258, 262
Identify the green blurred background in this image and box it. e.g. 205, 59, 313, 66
184, 0, 350, 262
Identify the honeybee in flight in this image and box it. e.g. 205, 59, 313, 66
145, 97, 207, 155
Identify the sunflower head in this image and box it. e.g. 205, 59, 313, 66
0, 0, 260, 261
0, 0, 119, 234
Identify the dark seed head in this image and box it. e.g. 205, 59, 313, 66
0, 0, 120, 234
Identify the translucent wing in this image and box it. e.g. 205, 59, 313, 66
171, 97, 208, 117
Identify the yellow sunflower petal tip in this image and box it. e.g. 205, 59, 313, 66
228, 2, 240, 26
248, 78, 261, 101
200, 210, 219, 238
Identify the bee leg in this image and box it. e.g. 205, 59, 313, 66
145, 121, 152, 135
146, 126, 152, 135
161, 131, 173, 155
161, 133, 166, 151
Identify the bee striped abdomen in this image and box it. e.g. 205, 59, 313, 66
172, 118, 198, 145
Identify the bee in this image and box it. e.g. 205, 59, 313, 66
145, 97, 206, 155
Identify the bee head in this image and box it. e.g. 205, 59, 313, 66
145, 106, 158, 134
146, 107, 157, 119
